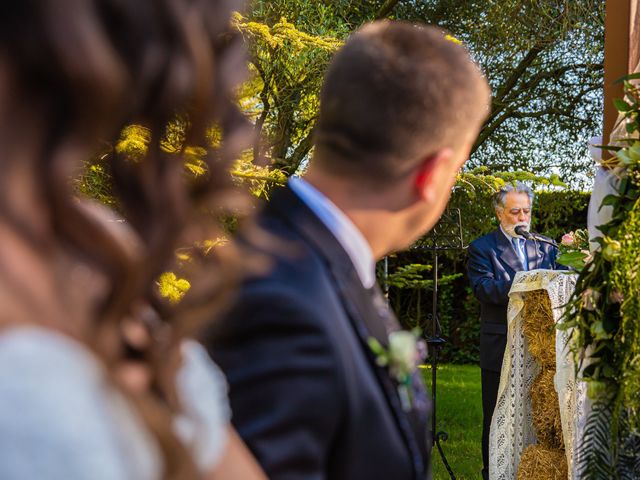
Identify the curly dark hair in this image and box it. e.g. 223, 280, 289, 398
0, 1, 248, 478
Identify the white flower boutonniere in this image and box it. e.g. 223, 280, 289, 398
368, 329, 427, 411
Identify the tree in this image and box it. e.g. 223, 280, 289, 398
406, 0, 604, 184
236, 4, 348, 175
242, 0, 605, 186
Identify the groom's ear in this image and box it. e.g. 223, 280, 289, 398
414, 148, 454, 203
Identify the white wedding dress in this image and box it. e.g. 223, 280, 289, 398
0, 327, 230, 480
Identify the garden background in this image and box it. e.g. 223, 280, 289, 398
74, 2, 610, 478
80, 0, 604, 363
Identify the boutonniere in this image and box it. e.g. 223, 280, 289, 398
368, 329, 427, 411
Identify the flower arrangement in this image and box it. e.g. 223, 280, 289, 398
556, 228, 590, 271
558, 73, 640, 478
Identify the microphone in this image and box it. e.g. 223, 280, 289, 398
514, 225, 531, 239
514, 225, 558, 247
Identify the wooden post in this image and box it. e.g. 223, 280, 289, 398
603, 0, 640, 143
630, 2, 640, 73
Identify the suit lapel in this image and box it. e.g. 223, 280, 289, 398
525, 238, 541, 270
495, 230, 546, 272
266, 185, 427, 477
266, 186, 391, 346
330, 269, 428, 476
494, 230, 523, 273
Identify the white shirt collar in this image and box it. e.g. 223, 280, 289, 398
288, 177, 376, 289
500, 225, 528, 269
500, 225, 512, 242
500, 225, 523, 243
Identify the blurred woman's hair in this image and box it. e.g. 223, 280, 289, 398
0, 1, 248, 478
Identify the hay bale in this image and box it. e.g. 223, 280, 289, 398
526, 331, 556, 367
523, 290, 556, 367
517, 292, 567, 479
531, 368, 564, 449
516, 444, 568, 480
522, 290, 554, 336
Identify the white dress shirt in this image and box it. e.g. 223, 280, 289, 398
500, 225, 528, 270
289, 177, 376, 289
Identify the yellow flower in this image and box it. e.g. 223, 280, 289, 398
116, 125, 151, 161
157, 272, 191, 304
445, 34, 462, 45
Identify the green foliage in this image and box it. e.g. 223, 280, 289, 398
80, 2, 604, 203
234, 11, 343, 52
116, 125, 151, 161
535, 190, 592, 239
76, 118, 285, 302
77, 3, 603, 367
422, 364, 483, 479
231, 151, 287, 198
560, 76, 640, 478
236, 4, 349, 174
416, 0, 605, 185
386, 263, 459, 292
433, 282, 481, 365
456, 288, 482, 364
578, 402, 616, 479
616, 411, 640, 479
386, 263, 433, 290
243, 0, 604, 186
557, 250, 589, 270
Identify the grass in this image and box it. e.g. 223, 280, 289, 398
420, 364, 483, 480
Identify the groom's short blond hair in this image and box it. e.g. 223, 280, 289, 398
313, 21, 490, 184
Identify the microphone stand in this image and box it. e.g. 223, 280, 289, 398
412, 208, 465, 480
528, 235, 558, 249
514, 226, 558, 249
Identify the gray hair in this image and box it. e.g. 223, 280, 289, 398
493, 182, 534, 209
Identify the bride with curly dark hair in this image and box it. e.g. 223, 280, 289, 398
0, 1, 265, 479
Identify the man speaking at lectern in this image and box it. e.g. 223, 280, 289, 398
467, 182, 564, 480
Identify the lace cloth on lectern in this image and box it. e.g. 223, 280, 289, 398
489, 270, 586, 480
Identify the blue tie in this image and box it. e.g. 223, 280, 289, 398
513, 237, 528, 270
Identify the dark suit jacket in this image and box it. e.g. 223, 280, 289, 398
202, 186, 431, 480
467, 229, 563, 372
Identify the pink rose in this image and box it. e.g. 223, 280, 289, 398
561, 231, 575, 247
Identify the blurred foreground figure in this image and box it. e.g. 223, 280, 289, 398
204, 21, 490, 480
0, 1, 265, 479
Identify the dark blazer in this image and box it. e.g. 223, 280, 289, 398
202, 186, 431, 480
467, 229, 563, 372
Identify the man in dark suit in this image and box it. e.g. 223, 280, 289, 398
203, 22, 490, 479
467, 182, 564, 480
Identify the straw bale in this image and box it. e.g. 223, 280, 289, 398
516, 444, 568, 480
531, 368, 564, 449
526, 331, 556, 367
523, 290, 556, 367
